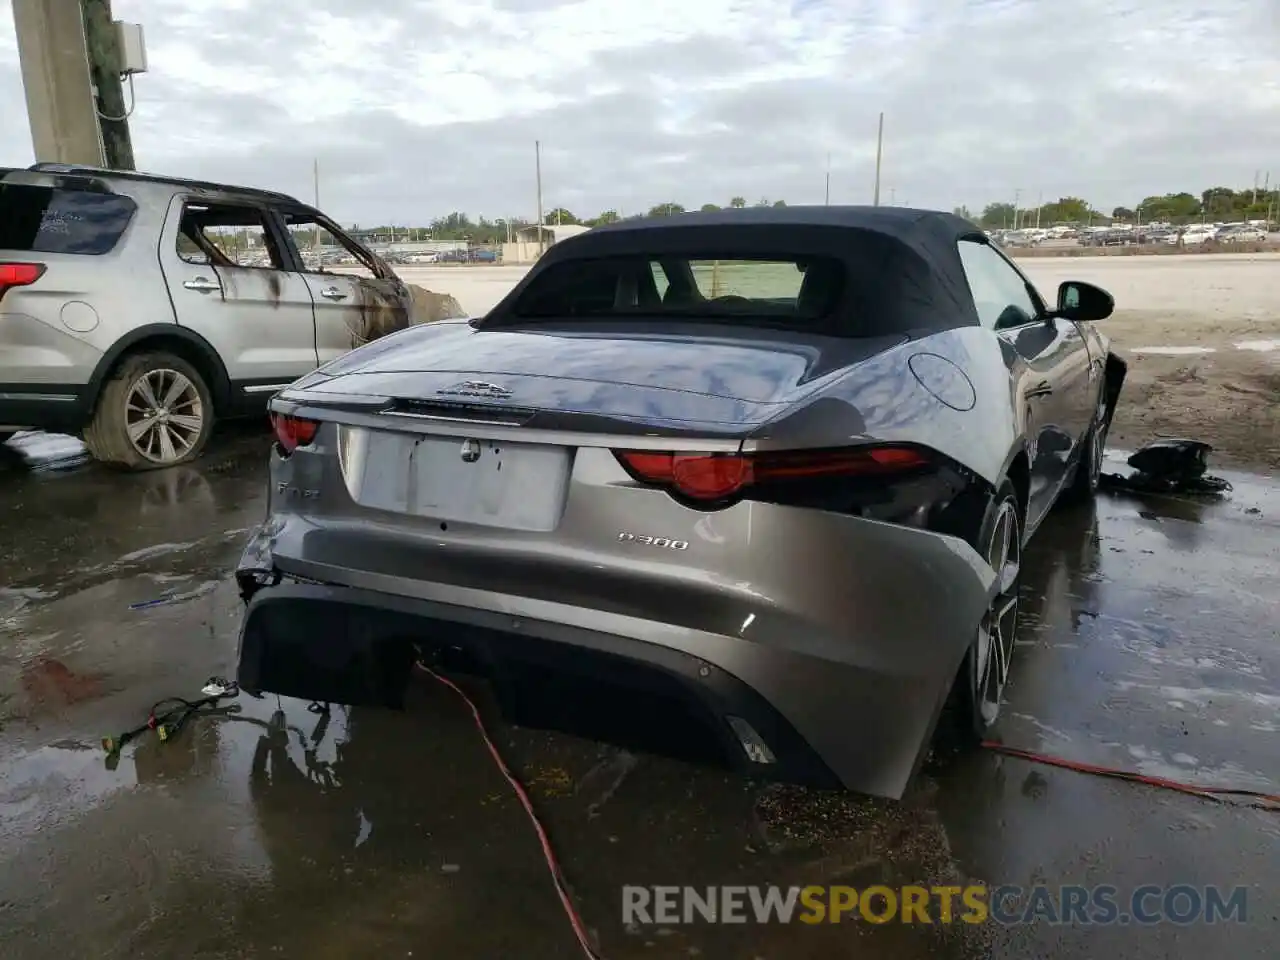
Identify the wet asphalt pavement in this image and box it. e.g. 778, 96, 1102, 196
1, 429, 1277, 960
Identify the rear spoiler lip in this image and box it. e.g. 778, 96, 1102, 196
268, 389, 747, 452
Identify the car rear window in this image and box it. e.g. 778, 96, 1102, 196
511, 255, 844, 323
0, 184, 137, 255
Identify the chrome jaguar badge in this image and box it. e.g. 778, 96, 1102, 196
438, 380, 513, 399
459, 438, 481, 462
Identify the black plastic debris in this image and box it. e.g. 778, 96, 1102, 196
1099, 439, 1232, 495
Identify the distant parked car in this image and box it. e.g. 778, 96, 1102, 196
1179, 226, 1217, 245
1082, 229, 1131, 247
1219, 225, 1266, 243
0, 163, 414, 468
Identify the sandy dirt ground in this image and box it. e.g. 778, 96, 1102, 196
402, 253, 1280, 475
1018, 254, 1280, 474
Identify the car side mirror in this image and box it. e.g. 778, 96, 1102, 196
1056, 280, 1114, 323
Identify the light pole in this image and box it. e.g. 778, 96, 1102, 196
535, 140, 545, 256
872, 112, 884, 206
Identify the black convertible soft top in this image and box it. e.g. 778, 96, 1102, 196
482, 206, 988, 335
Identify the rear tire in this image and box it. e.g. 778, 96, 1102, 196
935, 477, 1023, 752
83, 352, 214, 471
1064, 396, 1110, 503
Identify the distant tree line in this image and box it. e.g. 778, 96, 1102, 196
359, 186, 1276, 242
957, 185, 1278, 230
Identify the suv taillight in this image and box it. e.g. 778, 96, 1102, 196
614, 445, 933, 505
271, 413, 320, 455
0, 262, 46, 302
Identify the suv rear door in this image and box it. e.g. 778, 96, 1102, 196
278, 211, 413, 365
159, 195, 319, 400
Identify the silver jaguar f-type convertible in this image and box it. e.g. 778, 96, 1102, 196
235, 206, 1126, 799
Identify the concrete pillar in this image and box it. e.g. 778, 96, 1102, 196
11, 0, 105, 165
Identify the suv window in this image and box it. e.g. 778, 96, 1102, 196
0, 184, 137, 255
283, 213, 380, 280
957, 239, 1040, 329
176, 202, 284, 269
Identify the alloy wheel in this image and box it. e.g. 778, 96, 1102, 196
125, 368, 205, 464
1089, 408, 1109, 486
975, 498, 1021, 727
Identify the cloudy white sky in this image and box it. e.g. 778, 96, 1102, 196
2, 0, 1277, 225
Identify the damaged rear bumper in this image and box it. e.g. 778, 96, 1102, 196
234, 515, 996, 800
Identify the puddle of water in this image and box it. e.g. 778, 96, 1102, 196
1007, 712, 1075, 744
0, 587, 58, 621
1121, 743, 1275, 791
0, 743, 136, 843
1113, 681, 1280, 711
115, 541, 199, 565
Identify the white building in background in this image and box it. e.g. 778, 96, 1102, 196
503, 223, 593, 263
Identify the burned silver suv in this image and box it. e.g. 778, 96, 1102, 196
0, 163, 414, 469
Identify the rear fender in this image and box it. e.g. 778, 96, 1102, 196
85, 323, 232, 415
743, 327, 1021, 491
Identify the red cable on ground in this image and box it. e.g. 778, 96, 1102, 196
982, 741, 1280, 810
415, 664, 1277, 956
415, 663, 603, 960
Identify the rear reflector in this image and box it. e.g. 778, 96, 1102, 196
271, 413, 320, 454
614, 445, 933, 503
0, 262, 46, 301
725, 715, 777, 764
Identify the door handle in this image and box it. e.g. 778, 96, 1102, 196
320, 286, 348, 301
183, 277, 220, 293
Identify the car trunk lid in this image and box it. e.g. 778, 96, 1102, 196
297, 321, 908, 429
274, 323, 908, 531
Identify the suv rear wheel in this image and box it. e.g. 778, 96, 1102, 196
84, 352, 214, 470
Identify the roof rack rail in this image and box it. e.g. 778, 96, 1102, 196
26, 163, 299, 204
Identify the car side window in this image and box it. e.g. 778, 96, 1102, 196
649, 262, 670, 298
283, 213, 380, 280
957, 239, 1040, 329
176, 201, 285, 269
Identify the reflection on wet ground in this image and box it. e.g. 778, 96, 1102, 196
1, 435, 1277, 959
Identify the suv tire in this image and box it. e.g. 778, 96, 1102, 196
84, 351, 214, 470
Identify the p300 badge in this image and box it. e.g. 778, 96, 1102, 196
617, 532, 689, 550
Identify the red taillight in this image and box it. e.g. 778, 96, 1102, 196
614, 446, 932, 503
271, 413, 319, 454
0, 262, 46, 301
